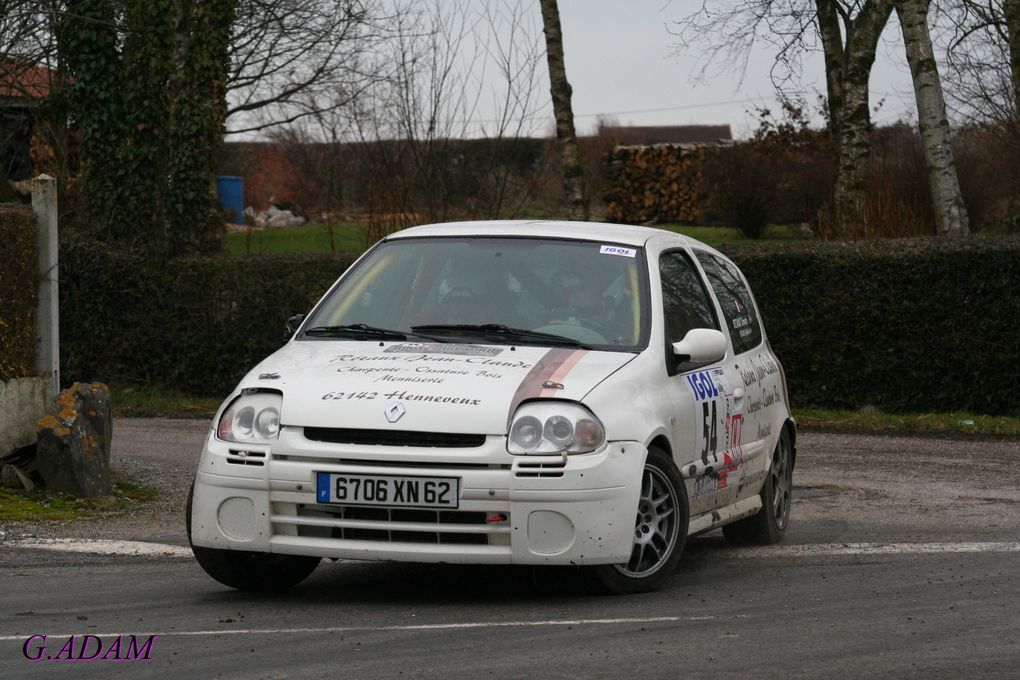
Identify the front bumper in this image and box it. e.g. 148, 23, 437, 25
190, 426, 645, 566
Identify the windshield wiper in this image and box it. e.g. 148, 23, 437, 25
304, 324, 408, 340
410, 324, 592, 349
304, 324, 451, 343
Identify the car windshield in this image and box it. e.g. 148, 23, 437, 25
302, 236, 650, 351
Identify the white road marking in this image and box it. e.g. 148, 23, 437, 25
8, 538, 192, 559
0, 616, 720, 641
708, 541, 1020, 558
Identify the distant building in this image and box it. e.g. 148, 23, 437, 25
597, 123, 732, 146
220, 142, 303, 211
0, 61, 53, 182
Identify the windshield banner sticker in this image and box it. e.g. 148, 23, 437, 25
599, 245, 637, 258
383, 343, 503, 356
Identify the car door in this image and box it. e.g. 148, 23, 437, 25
657, 249, 745, 516
693, 249, 778, 509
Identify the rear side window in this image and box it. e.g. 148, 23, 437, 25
659, 250, 718, 345
695, 251, 762, 355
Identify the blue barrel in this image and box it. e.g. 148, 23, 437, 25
216, 175, 244, 224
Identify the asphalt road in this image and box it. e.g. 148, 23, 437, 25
1, 419, 1018, 679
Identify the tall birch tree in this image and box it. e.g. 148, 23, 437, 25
539, 0, 586, 220
895, 0, 969, 237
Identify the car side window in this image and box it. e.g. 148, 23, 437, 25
695, 251, 762, 355
659, 250, 718, 346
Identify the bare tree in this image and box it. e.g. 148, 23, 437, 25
309, 0, 547, 234
0, 1, 377, 136
226, 0, 375, 135
539, 0, 586, 220
673, 1, 895, 238
941, 1, 1020, 130
896, 0, 969, 237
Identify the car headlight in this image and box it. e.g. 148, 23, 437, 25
217, 391, 283, 443
507, 402, 605, 454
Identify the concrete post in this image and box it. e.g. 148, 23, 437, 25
32, 174, 59, 397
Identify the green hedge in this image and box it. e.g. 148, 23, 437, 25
723, 237, 1020, 416
60, 237, 357, 395
0, 203, 38, 380
60, 235, 1020, 415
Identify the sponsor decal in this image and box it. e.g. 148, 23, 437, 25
321, 390, 482, 406
506, 348, 589, 423
331, 353, 532, 369
383, 343, 503, 356
739, 355, 783, 417
685, 368, 747, 496
381, 390, 481, 406
599, 244, 637, 258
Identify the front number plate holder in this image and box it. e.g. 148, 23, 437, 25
315, 472, 460, 509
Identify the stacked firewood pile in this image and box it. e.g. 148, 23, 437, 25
603, 144, 709, 224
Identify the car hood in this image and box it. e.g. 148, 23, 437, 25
243, 340, 636, 434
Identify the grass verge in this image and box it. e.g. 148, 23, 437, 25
226, 222, 366, 255
794, 408, 1019, 438
661, 223, 810, 247
114, 387, 221, 419
0, 479, 159, 522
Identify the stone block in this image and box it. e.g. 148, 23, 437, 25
36, 382, 113, 497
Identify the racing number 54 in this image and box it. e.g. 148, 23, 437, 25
701, 400, 718, 463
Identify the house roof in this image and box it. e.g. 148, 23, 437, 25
0, 60, 53, 100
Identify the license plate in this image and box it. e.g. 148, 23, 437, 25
316, 472, 459, 509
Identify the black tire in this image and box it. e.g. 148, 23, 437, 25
723, 425, 794, 545
589, 447, 689, 595
186, 481, 320, 591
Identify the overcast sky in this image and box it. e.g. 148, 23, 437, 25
524, 0, 919, 138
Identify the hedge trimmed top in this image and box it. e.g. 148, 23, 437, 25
727, 236, 1020, 416
59, 234, 1020, 416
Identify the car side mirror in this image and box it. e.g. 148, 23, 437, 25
672, 328, 727, 364
284, 313, 305, 341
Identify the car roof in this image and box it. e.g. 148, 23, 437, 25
386, 220, 704, 249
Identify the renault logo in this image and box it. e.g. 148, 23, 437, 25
384, 401, 405, 423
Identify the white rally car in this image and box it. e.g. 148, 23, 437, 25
188, 220, 795, 593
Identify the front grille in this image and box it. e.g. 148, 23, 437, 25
226, 449, 266, 466
514, 459, 566, 478
273, 454, 505, 470
275, 503, 511, 545
304, 427, 486, 448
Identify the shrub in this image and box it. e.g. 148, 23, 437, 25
724, 236, 1020, 416
0, 203, 37, 380
703, 144, 775, 239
